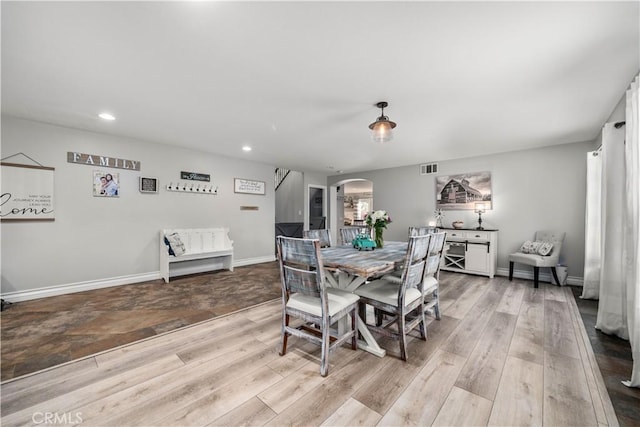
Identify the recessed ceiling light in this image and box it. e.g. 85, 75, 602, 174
242, 146, 252, 152
98, 113, 116, 121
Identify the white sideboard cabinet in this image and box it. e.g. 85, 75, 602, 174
440, 228, 498, 278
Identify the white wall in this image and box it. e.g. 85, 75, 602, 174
1, 116, 276, 297
328, 140, 594, 281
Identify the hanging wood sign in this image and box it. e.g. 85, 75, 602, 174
181, 171, 210, 182
1, 162, 55, 221
67, 152, 140, 171
234, 178, 266, 195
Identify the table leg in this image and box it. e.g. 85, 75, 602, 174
326, 270, 367, 290
356, 314, 386, 357
324, 268, 386, 358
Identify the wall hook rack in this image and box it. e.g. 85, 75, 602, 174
166, 182, 218, 195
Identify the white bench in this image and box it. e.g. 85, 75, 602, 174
160, 228, 234, 283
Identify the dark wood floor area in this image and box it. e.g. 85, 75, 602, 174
570, 286, 640, 427
1, 263, 638, 425
0, 262, 281, 381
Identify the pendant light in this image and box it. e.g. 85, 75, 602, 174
369, 101, 397, 143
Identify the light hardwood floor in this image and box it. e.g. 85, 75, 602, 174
0, 273, 619, 426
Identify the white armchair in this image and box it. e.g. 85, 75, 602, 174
508, 230, 566, 288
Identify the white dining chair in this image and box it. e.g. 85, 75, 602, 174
354, 234, 431, 361
276, 236, 359, 376
303, 228, 332, 248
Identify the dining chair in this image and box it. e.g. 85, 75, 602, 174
420, 231, 447, 333
382, 231, 447, 333
340, 227, 368, 246
385, 226, 439, 280
408, 226, 438, 237
354, 234, 431, 361
276, 236, 359, 376
508, 230, 566, 288
303, 228, 332, 248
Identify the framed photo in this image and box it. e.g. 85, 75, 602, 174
435, 171, 492, 210
93, 170, 119, 197
139, 177, 158, 194
234, 178, 266, 195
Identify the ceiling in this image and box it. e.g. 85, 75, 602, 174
2, 1, 638, 174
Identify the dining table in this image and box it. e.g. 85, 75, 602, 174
321, 241, 408, 357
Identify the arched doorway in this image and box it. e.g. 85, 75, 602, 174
328, 178, 373, 244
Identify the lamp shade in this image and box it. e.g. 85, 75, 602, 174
370, 119, 396, 143
369, 101, 397, 143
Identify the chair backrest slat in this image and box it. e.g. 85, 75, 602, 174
425, 231, 447, 277
400, 234, 431, 291
303, 229, 332, 248
408, 226, 438, 237
340, 227, 369, 245
277, 236, 325, 298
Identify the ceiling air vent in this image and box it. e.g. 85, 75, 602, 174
420, 163, 438, 175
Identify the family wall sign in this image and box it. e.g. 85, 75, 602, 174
67, 152, 141, 171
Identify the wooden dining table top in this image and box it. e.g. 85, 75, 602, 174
321, 241, 408, 278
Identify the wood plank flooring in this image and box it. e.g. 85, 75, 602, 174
0, 273, 625, 426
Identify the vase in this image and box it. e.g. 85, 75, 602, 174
374, 227, 384, 248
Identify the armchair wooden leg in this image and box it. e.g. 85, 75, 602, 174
509, 262, 514, 281
534, 267, 539, 288
551, 266, 561, 286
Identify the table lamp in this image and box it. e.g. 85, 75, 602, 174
475, 202, 486, 230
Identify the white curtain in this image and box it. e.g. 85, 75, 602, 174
582, 150, 601, 299
622, 75, 639, 388
584, 74, 640, 388
596, 123, 627, 337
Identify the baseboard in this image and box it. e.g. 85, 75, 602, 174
233, 255, 277, 267
495, 267, 583, 286
1, 272, 162, 303
1, 256, 278, 303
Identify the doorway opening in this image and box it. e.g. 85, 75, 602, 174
328, 179, 374, 244
307, 185, 327, 230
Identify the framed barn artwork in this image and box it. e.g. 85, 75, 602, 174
435, 171, 492, 210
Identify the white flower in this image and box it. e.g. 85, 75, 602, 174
365, 210, 392, 228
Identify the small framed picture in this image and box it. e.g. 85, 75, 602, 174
139, 177, 158, 194
234, 178, 266, 195
94, 170, 119, 197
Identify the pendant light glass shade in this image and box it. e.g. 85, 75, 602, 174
369, 102, 396, 143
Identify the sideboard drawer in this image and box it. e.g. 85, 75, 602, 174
464, 230, 490, 240
447, 230, 465, 239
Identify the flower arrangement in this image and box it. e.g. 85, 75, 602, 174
365, 210, 392, 248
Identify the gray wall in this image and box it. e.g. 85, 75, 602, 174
1, 116, 277, 295
275, 170, 304, 223
329, 140, 594, 281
